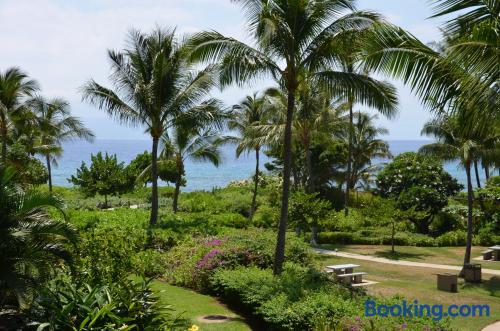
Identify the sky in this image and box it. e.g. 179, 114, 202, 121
0, 0, 447, 140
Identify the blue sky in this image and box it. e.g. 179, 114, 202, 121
0, 0, 446, 140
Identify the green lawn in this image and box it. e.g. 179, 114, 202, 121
316, 254, 500, 331
319, 244, 500, 271
151, 281, 251, 331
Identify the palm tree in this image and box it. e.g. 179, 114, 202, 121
189, 1, 396, 273
27, 96, 94, 192
0, 166, 76, 308
342, 112, 392, 190
336, 37, 398, 216
159, 127, 222, 213
362, 0, 499, 132
82, 28, 218, 225
0, 68, 39, 165
419, 114, 499, 271
229, 93, 269, 220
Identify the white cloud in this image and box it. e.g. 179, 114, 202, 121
0, 0, 442, 140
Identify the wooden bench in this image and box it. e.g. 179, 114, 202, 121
336, 272, 367, 285
482, 250, 493, 260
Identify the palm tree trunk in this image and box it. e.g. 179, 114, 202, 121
473, 160, 481, 188
274, 91, 295, 275
150, 137, 159, 225
305, 138, 319, 245
483, 162, 490, 180
104, 194, 108, 209
249, 147, 260, 220
173, 178, 181, 213
462, 161, 474, 274
344, 99, 353, 216
46, 154, 52, 192
172, 155, 183, 213
0, 115, 7, 166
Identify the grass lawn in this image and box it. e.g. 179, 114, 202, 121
151, 281, 251, 331
319, 244, 500, 271
316, 254, 500, 331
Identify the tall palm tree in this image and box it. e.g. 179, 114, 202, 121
0, 68, 39, 165
229, 93, 269, 220
419, 114, 499, 271
0, 167, 76, 308
335, 36, 398, 216
27, 96, 94, 192
362, 0, 499, 132
159, 127, 222, 213
341, 112, 392, 190
82, 28, 218, 225
189, 1, 396, 273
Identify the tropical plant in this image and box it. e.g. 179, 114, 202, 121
33, 277, 178, 331
0, 166, 76, 308
6, 142, 48, 186
420, 114, 499, 269
362, 0, 499, 132
340, 112, 392, 191
68, 152, 131, 208
27, 96, 94, 192
288, 189, 331, 245
189, 0, 398, 274
0, 67, 38, 164
376, 152, 462, 234
159, 127, 222, 213
82, 28, 219, 224
229, 92, 270, 220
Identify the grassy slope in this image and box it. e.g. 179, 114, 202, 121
316, 254, 500, 331
151, 281, 251, 331
320, 244, 500, 271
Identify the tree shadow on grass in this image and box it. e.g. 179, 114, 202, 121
461, 276, 500, 298
374, 250, 432, 261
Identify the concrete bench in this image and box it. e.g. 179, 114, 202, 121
482, 250, 493, 260
336, 272, 367, 285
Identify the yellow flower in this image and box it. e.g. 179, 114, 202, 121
188, 325, 199, 331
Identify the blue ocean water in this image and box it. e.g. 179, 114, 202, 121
51, 140, 484, 191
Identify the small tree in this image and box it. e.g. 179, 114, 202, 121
69, 152, 129, 208
376, 152, 462, 234
288, 189, 331, 245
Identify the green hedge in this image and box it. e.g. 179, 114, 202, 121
315, 229, 498, 247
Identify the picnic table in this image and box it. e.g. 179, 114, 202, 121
325, 263, 360, 274
325, 264, 366, 285
489, 246, 500, 261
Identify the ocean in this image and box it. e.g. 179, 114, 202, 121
50, 140, 485, 191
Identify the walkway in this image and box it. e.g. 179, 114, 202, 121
313, 248, 500, 276
482, 321, 500, 331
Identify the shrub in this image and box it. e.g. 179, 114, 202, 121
211, 264, 359, 330
32, 276, 179, 330
435, 230, 467, 246
211, 265, 449, 331
163, 229, 312, 291
252, 205, 279, 228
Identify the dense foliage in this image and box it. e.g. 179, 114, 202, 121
376, 152, 462, 233
0, 167, 76, 309
69, 152, 133, 208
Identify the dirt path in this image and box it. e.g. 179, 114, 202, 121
314, 248, 500, 276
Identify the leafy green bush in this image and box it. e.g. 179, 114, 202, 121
163, 229, 312, 291
132, 249, 169, 278
317, 231, 438, 247
211, 265, 449, 331
252, 205, 279, 228
435, 230, 467, 246
32, 277, 179, 331
211, 264, 359, 330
